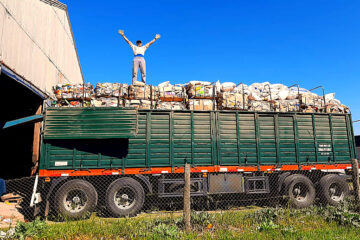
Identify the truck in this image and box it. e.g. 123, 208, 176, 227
4, 107, 358, 219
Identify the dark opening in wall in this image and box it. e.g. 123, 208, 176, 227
0, 73, 43, 179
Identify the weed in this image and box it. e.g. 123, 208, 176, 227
152, 223, 182, 239
13, 218, 48, 240
257, 220, 279, 231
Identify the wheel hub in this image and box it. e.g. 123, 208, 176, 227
329, 183, 344, 201
64, 190, 88, 213
73, 196, 81, 204
114, 187, 136, 210
292, 183, 309, 202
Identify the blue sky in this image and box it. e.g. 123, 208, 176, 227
63, 0, 360, 134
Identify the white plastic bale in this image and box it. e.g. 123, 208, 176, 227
220, 82, 236, 92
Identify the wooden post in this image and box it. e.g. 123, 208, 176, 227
184, 163, 191, 231
31, 104, 42, 176
351, 159, 360, 210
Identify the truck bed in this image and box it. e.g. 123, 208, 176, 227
39, 108, 357, 176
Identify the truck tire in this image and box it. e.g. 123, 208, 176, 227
105, 178, 145, 217
319, 174, 349, 206
54, 179, 98, 220
283, 174, 315, 208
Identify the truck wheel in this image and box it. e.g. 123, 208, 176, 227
105, 178, 145, 217
283, 174, 315, 208
319, 174, 349, 206
54, 179, 98, 220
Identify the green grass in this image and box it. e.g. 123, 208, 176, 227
5, 204, 360, 240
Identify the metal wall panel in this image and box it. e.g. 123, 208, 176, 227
44, 108, 138, 139
0, 0, 83, 97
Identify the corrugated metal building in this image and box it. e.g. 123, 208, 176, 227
0, 0, 84, 179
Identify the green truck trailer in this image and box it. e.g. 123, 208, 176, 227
10, 107, 358, 219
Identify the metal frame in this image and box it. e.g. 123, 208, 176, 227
157, 176, 207, 197
244, 176, 270, 194
0, 64, 47, 100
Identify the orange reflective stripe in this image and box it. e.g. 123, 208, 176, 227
38, 163, 352, 177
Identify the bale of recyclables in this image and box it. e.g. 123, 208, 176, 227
217, 83, 249, 110
53, 83, 93, 100
186, 81, 216, 98
128, 85, 159, 100
52, 81, 349, 113
188, 99, 216, 111
95, 83, 129, 98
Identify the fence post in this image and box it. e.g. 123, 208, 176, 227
184, 163, 191, 231
351, 159, 360, 210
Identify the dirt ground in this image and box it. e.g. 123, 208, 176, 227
0, 202, 25, 228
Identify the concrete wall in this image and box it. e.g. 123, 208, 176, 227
0, 0, 83, 97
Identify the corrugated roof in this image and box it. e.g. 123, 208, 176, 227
40, 0, 67, 10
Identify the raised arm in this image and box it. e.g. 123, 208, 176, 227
145, 34, 161, 48
118, 30, 133, 46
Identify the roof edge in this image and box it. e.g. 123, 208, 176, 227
39, 0, 67, 11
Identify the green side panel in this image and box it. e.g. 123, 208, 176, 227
297, 115, 316, 163
126, 112, 147, 167
44, 107, 138, 139
332, 115, 352, 162
193, 112, 214, 165
149, 112, 170, 166
258, 114, 277, 164
278, 115, 297, 164
314, 115, 333, 163
238, 113, 257, 165
218, 112, 238, 165
40, 110, 356, 171
41, 138, 129, 170
173, 112, 192, 165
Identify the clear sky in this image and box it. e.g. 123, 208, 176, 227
62, 0, 360, 134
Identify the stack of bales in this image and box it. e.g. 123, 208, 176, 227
52, 81, 350, 114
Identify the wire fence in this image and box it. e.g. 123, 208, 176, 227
1, 160, 359, 232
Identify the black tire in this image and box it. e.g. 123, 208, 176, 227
105, 178, 145, 217
54, 179, 98, 220
319, 174, 349, 206
283, 174, 315, 208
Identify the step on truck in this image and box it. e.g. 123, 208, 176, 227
6, 107, 358, 219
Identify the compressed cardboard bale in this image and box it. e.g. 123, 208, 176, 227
128, 85, 159, 100
123, 99, 153, 109
54, 83, 93, 100
188, 99, 216, 111
156, 101, 187, 110
218, 92, 249, 110
93, 97, 118, 107
273, 99, 300, 112
95, 83, 129, 98
300, 93, 324, 107
248, 100, 272, 112
326, 99, 350, 113
160, 86, 185, 99
186, 81, 215, 98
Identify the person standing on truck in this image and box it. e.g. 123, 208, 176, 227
118, 30, 160, 84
